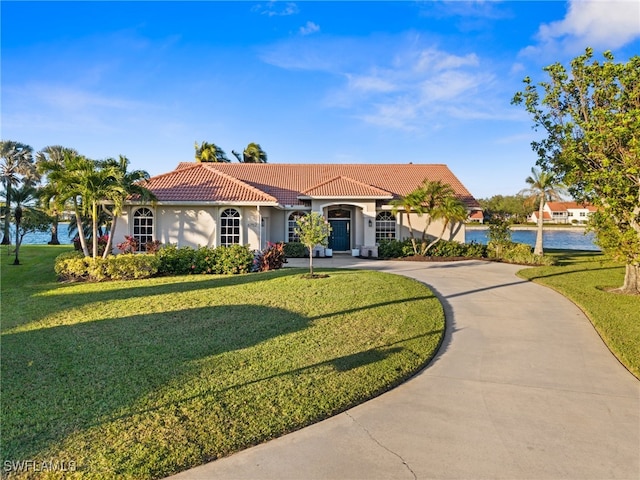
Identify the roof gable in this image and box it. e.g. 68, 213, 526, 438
299, 176, 393, 199
140, 164, 277, 203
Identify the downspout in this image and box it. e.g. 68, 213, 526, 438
257, 205, 262, 250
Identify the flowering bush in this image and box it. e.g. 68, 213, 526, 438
254, 242, 286, 272
117, 235, 139, 254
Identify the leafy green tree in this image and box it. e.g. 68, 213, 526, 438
513, 48, 640, 293
36, 145, 78, 244
99, 155, 155, 257
519, 167, 565, 256
478, 194, 530, 223
294, 212, 331, 276
232, 143, 268, 163
1, 141, 36, 245
195, 141, 230, 163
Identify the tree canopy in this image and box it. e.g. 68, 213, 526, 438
513, 48, 640, 293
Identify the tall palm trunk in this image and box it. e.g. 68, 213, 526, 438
73, 198, 89, 256
49, 214, 60, 245
103, 215, 117, 258
92, 201, 99, 258
1, 182, 12, 245
534, 196, 545, 255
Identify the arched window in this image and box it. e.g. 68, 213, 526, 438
288, 211, 306, 242
376, 211, 396, 242
133, 208, 154, 251
220, 208, 241, 246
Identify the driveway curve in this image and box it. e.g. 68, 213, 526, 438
169, 258, 639, 480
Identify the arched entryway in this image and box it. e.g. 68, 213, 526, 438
327, 208, 351, 251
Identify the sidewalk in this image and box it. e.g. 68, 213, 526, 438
169, 256, 639, 479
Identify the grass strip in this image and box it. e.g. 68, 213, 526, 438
517, 250, 639, 379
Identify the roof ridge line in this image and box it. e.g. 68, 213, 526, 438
202, 164, 278, 202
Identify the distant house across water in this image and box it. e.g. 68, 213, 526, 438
529, 202, 597, 225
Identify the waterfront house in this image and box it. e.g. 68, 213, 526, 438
113, 163, 481, 256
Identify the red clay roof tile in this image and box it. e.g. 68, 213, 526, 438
143, 163, 479, 208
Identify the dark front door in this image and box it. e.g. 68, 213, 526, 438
329, 220, 350, 251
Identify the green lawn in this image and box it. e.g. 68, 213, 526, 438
518, 250, 640, 379
1, 246, 444, 479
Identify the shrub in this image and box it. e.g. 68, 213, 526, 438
73, 235, 109, 255
216, 244, 254, 274
54, 251, 88, 281
55, 252, 160, 282
255, 242, 286, 272
378, 238, 411, 258
488, 241, 556, 266
145, 240, 163, 254
156, 244, 195, 275
117, 235, 139, 254
283, 242, 308, 258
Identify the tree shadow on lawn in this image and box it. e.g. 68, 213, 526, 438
1, 304, 312, 461
2, 287, 443, 464
9, 268, 312, 329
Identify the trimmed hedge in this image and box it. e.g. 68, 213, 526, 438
55, 244, 256, 282
283, 241, 308, 258
55, 251, 160, 282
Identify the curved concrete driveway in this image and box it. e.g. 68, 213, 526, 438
170, 257, 639, 479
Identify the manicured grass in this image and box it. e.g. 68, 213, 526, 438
518, 250, 640, 379
1, 246, 444, 479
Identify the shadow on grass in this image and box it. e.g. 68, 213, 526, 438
1, 304, 312, 461
5, 268, 310, 329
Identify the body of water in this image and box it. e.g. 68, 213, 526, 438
6, 223, 73, 245
466, 227, 600, 251
11, 224, 599, 251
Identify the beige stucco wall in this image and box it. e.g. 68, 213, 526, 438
114, 205, 267, 251
113, 203, 467, 254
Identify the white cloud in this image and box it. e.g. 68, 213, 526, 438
299, 21, 320, 36
522, 0, 640, 56
253, 1, 299, 17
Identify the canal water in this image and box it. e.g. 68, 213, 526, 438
12, 224, 600, 251
465, 227, 600, 251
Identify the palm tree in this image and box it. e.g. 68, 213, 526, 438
36, 145, 78, 245
1, 141, 35, 245
195, 141, 230, 163
520, 167, 565, 255
45, 153, 103, 257
8, 182, 40, 265
232, 143, 268, 163
423, 196, 469, 254
99, 155, 155, 257
390, 189, 426, 255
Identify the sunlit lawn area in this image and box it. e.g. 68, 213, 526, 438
1, 246, 444, 479
518, 250, 640, 379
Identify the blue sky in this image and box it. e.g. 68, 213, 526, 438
2, 1, 639, 198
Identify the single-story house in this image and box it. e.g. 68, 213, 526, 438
114, 163, 481, 256
529, 201, 598, 225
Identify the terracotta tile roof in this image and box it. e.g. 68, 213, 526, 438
547, 201, 597, 212
142, 163, 479, 207
300, 176, 393, 198
139, 164, 278, 203
469, 211, 484, 219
